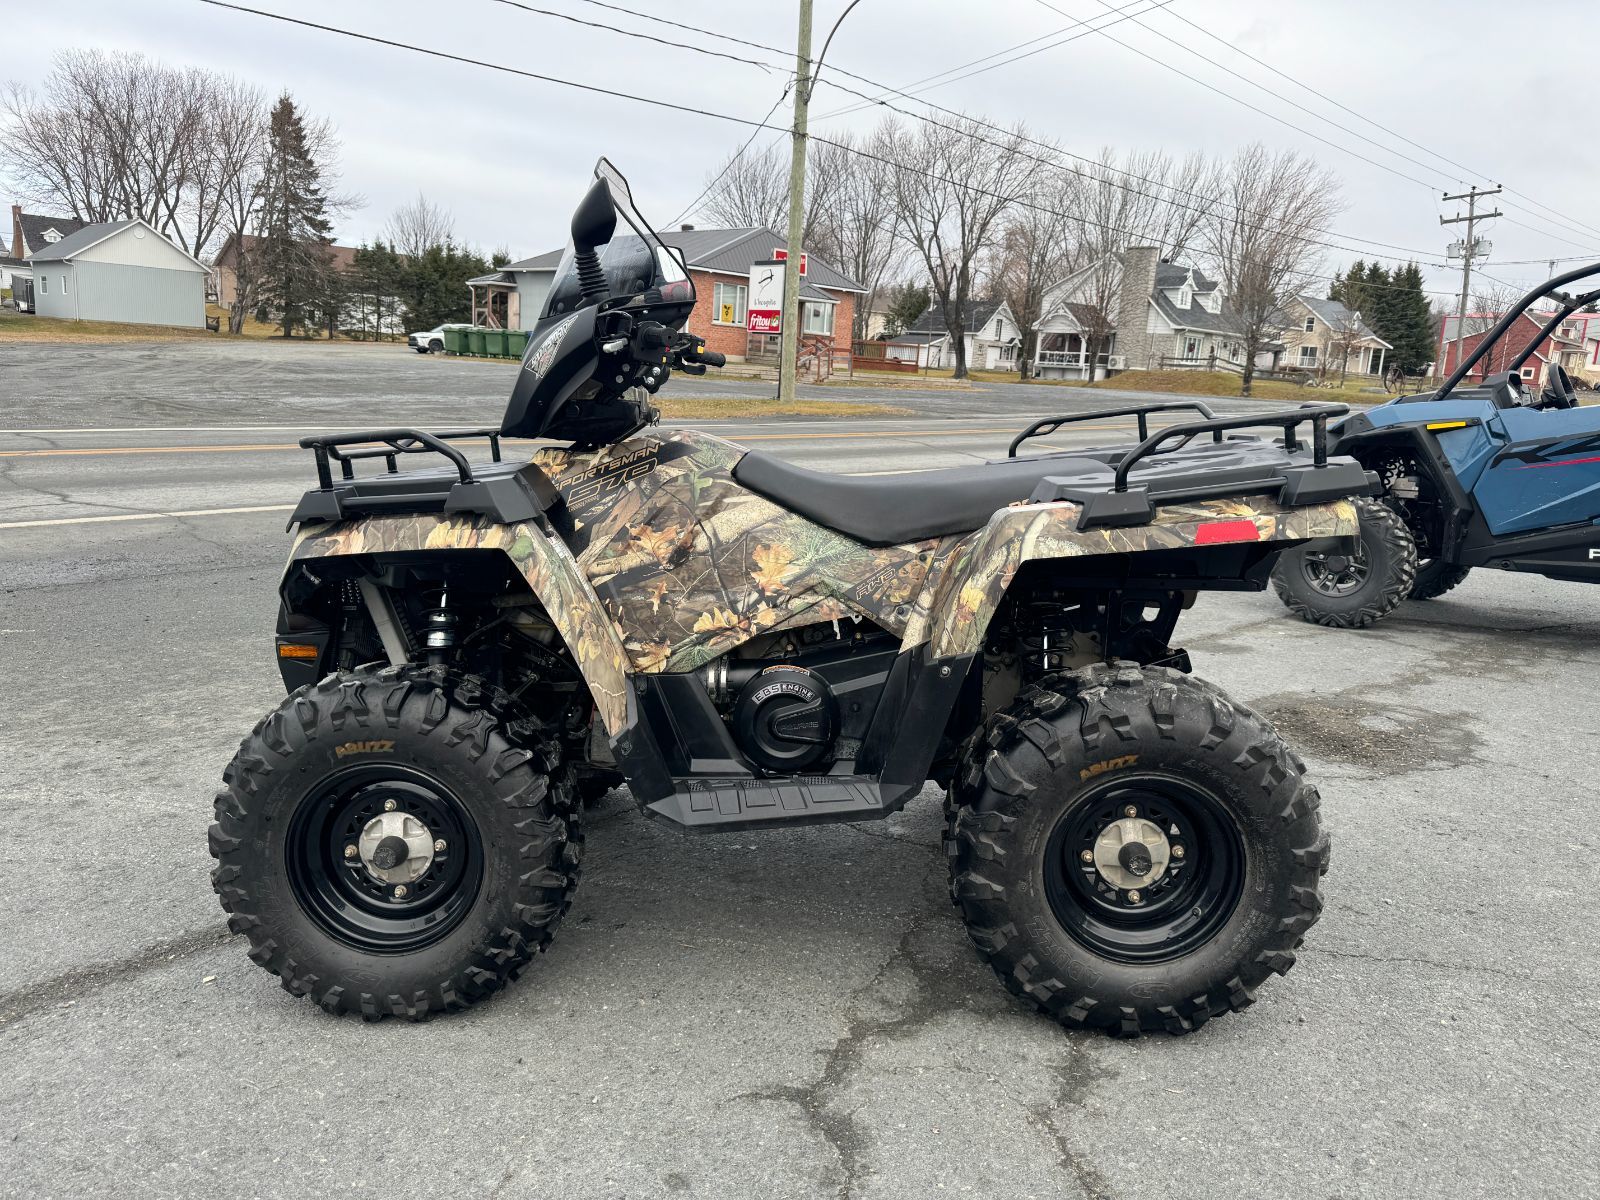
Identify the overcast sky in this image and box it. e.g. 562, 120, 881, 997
9, 0, 1599, 299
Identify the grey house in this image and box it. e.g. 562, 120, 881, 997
28, 218, 207, 328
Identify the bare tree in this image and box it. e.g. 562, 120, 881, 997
697, 141, 790, 232
983, 168, 1073, 377
1203, 144, 1343, 396
887, 114, 1034, 379
808, 123, 901, 342
385, 192, 454, 257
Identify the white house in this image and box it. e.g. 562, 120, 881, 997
1276, 295, 1392, 377
882, 298, 1021, 370
28, 217, 207, 328
1032, 258, 1121, 380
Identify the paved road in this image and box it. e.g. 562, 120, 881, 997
2, 339, 1597, 1199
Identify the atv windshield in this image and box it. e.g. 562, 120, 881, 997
541, 159, 692, 319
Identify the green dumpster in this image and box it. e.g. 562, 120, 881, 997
504, 329, 530, 358
482, 328, 508, 358
466, 327, 487, 357
442, 326, 466, 355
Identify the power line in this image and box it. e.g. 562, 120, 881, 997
670, 84, 794, 228
818, 0, 1178, 118
546, 0, 1444, 264
1144, 4, 1600, 245
488, 1, 776, 73
194, 1, 1451, 277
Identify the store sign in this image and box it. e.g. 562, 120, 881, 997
748, 260, 784, 334
771, 248, 807, 276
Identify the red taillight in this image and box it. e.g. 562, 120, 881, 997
1193, 518, 1260, 545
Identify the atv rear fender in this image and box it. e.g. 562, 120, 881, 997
285, 513, 632, 735
907, 495, 1360, 659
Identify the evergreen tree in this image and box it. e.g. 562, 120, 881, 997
399, 242, 490, 330
1384, 263, 1436, 374
882, 281, 931, 336
256, 93, 335, 338
351, 241, 407, 339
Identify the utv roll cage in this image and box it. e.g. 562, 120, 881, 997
1435, 259, 1600, 402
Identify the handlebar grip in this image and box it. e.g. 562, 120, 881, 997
701, 350, 726, 368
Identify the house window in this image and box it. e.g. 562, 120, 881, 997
993, 318, 1003, 338
61, 274, 68, 294
999, 343, 1016, 363
39, 275, 47, 294
803, 301, 833, 335
712, 282, 747, 326
1521, 367, 1535, 379
1303, 315, 1316, 332
1178, 288, 1192, 309
1298, 345, 1319, 365
1183, 337, 1199, 357
42, 229, 61, 244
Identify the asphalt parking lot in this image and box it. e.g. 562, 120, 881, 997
3, 337, 1598, 1199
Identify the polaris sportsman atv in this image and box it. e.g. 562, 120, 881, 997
1273, 261, 1600, 627
210, 160, 1375, 1035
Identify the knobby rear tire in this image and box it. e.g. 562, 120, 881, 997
944, 662, 1329, 1037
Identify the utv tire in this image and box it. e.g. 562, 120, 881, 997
1271, 497, 1417, 628
209, 665, 582, 1020
945, 662, 1328, 1037
1410, 559, 1471, 601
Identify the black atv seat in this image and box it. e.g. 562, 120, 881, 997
733, 451, 1112, 545
732, 440, 1303, 546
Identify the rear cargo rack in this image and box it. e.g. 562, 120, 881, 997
299, 427, 503, 488
1020, 403, 1371, 529
291, 427, 560, 527
1008, 401, 1219, 458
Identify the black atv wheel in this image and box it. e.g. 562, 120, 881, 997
1270, 497, 1417, 628
945, 662, 1328, 1037
1410, 559, 1471, 601
209, 665, 581, 1020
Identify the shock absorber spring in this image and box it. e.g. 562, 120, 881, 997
423, 589, 458, 663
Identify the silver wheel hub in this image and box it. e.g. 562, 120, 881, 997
1092, 817, 1172, 891
357, 811, 436, 884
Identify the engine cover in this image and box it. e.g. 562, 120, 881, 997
732, 665, 838, 773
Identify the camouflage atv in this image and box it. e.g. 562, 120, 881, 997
210, 161, 1373, 1035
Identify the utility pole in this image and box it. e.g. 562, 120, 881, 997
1439, 184, 1502, 380
777, 0, 814, 403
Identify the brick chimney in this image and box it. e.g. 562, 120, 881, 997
1115, 245, 1160, 371
10, 205, 23, 259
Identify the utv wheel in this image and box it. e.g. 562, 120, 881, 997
945, 662, 1328, 1037
1410, 559, 1470, 601
1270, 497, 1417, 628
208, 665, 581, 1020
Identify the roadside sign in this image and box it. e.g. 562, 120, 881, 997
748, 260, 784, 334
771, 248, 807, 276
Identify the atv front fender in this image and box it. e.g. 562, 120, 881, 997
907, 496, 1359, 659
289, 514, 632, 735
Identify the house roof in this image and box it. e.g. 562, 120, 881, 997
502, 226, 866, 294
903, 297, 1006, 337
1154, 262, 1220, 294
214, 231, 358, 274
883, 330, 946, 345
1296, 295, 1391, 347
28, 218, 207, 270
17, 211, 89, 255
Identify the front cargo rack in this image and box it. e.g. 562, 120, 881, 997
290, 427, 559, 526
1012, 402, 1374, 529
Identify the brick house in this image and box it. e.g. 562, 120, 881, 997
471, 226, 863, 360
210, 231, 359, 307
1437, 310, 1581, 389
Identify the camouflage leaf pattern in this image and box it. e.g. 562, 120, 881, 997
287, 430, 1356, 723
291, 514, 632, 735
919, 495, 1359, 659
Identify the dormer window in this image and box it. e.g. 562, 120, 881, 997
1201, 291, 1220, 313
1177, 288, 1192, 309
41, 229, 62, 244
